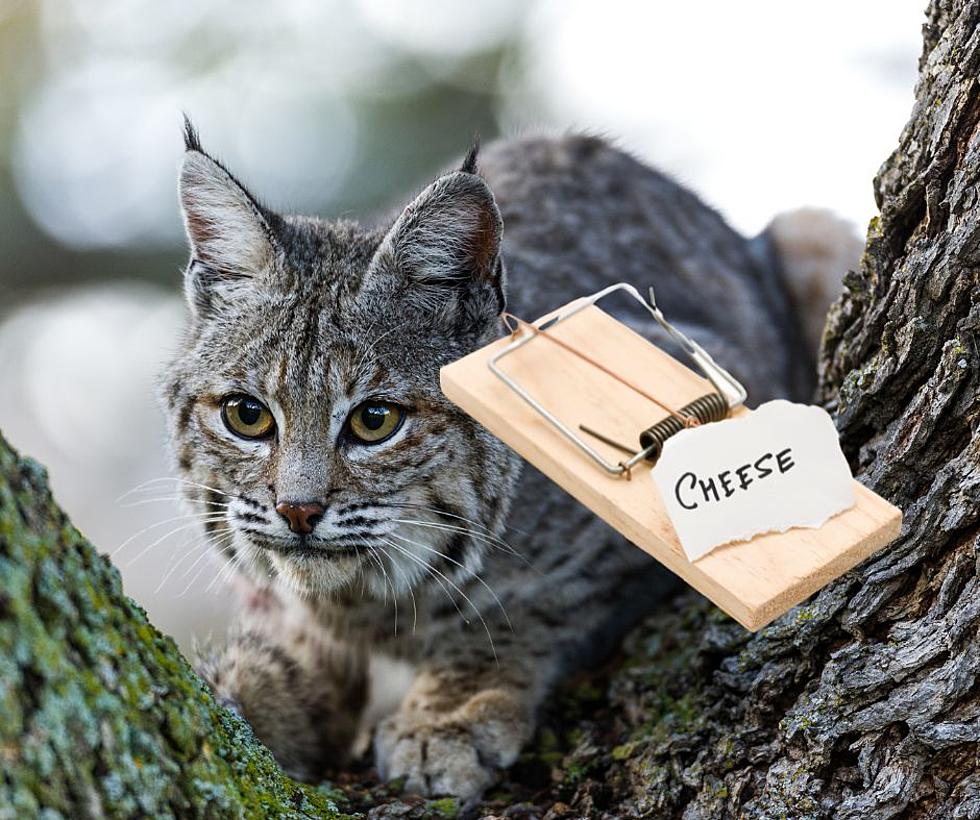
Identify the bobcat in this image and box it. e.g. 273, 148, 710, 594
161, 120, 860, 800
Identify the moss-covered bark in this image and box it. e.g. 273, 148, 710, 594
0, 433, 351, 819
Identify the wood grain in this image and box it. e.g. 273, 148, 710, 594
440, 303, 902, 631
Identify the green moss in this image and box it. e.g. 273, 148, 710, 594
717, 738, 737, 772
525, 726, 564, 766
0, 434, 353, 818
563, 758, 602, 785
426, 796, 461, 818
795, 607, 815, 623
838, 353, 884, 411
611, 742, 638, 761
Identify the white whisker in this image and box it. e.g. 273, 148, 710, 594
177, 558, 214, 599
361, 540, 398, 637
385, 538, 465, 623
124, 515, 228, 567
206, 543, 250, 593
155, 528, 233, 594
392, 517, 519, 556
388, 501, 531, 539
119, 496, 232, 510
116, 476, 239, 505
178, 535, 229, 584
112, 510, 229, 558
389, 531, 512, 631
381, 537, 497, 663
379, 544, 418, 632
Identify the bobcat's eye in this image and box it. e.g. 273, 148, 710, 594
221, 395, 275, 440
348, 401, 403, 444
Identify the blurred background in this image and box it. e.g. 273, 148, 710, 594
0, 0, 925, 649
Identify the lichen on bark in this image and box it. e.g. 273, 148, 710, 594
0, 433, 350, 819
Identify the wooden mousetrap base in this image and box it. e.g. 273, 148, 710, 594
440, 301, 902, 631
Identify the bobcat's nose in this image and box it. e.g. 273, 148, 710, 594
275, 501, 325, 535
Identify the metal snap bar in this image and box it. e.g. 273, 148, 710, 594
488, 283, 747, 477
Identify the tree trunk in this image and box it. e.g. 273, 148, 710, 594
3, 2, 978, 819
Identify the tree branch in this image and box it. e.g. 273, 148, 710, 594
0, 432, 351, 818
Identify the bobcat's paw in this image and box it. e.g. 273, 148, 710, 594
196, 633, 328, 780
198, 619, 373, 783
376, 717, 497, 799
375, 689, 531, 799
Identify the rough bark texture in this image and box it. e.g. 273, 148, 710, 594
0, 434, 353, 819
3, 2, 978, 818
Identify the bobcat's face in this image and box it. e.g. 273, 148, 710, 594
162, 126, 517, 599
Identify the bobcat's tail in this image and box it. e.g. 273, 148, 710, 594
763, 208, 864, 354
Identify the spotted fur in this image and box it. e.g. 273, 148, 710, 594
161, 123, 857, 800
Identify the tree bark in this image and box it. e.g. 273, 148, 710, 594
0, 433, 352, 819
3, 2, 978, 819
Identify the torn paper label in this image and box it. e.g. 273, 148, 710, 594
651, 400, 855, 561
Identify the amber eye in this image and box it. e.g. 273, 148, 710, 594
221, 395, 275, 440
348, 401, 403, 444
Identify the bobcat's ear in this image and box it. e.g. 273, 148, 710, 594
368, 168, 505, 329
178, 119, 278, 317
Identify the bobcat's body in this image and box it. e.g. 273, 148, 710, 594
163, 127, 858, 799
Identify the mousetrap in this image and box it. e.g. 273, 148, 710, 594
440, 284, 902, 631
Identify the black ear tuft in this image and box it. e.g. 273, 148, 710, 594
460, 137, 480, 175
182, 113, 203, 153
178, 129, 281, 317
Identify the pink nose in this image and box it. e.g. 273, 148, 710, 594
275, 501, 325, 535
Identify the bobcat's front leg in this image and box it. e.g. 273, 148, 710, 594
374, 643, 543, 799
196, 590, 368, 781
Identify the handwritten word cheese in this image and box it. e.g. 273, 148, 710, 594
674, 448, 795, 510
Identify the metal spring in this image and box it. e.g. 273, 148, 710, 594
639, 391, 729, 461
